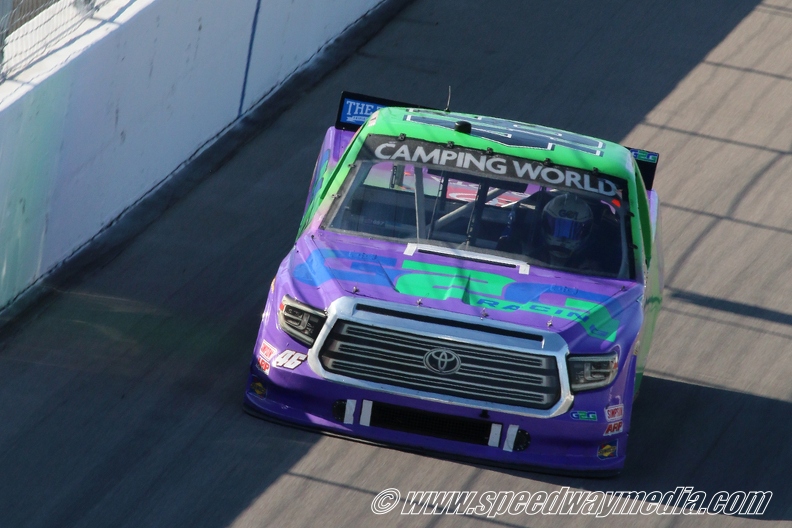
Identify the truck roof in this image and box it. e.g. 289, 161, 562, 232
360, 106, 638, 184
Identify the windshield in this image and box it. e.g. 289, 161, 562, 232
324, 135, 634, 279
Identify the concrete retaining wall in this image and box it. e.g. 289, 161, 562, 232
0, 0, 382, 311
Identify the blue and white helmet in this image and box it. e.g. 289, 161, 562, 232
541, 193, 593, 259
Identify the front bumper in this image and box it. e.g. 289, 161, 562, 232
246, 296, 632, 476
244, 364, 628, 476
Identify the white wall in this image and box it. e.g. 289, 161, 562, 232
243, 0, 381, 113
0, 0, 383, 310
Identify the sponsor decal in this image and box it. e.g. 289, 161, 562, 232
341, 98, 387, 125
293, 250, 622, 342
364, 135, 620, 197
570, 411, 597, 421
603, 421, 624, 436
597, 440, 618, 460
605, 404, 624, 422
272, 350, 308, 370
259, 340, 278, 362
629, 148, 659, 164
251, 381, 266, 396
257, 357, 271, 375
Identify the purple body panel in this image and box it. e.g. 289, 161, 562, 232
245, 127, 652, 475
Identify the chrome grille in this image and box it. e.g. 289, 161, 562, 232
319, 320, 561, 409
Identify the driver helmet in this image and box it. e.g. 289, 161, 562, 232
541, 193, 593, 260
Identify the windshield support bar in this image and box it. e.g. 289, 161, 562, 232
433, 188, 507, 231
465, 183, 490, 248
427, 174, 449, 239
389, 164, 404, 188
414, 166, 427, 239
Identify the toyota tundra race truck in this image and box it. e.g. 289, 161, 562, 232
243, 92, 663, 475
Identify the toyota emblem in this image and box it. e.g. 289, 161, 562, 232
423, 348, 461, 375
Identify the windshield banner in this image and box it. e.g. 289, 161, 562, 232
363, 135, 622, 198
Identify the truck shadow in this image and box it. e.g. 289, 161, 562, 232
519, 375, 792, 520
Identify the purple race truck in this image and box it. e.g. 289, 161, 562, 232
244, 92, 663, 475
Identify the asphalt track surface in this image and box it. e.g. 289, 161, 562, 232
2, 1, 792, 526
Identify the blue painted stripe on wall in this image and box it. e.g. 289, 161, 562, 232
238, 0, 263, 117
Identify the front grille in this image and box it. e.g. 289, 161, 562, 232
369, 401, 495, 445
319, 320, 560, 410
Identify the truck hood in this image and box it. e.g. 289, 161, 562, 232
288, 230, 643, 349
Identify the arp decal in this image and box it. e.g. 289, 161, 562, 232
570, 411, 598, 421
272, 351, 308, 370
605, 404, 624, 422
603, 421, 624, 436
597, 441, 618, 460
257, 357, 271, 375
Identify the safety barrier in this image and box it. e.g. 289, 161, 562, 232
0, 0, 387, 314
0, 0, 100, 78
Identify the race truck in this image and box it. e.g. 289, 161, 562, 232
244, 92, 663, 475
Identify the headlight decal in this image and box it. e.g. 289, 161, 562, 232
567, 350, 619, 392
277, 295, 327, 346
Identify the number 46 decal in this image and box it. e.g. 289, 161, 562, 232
272, 351, 308, 369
